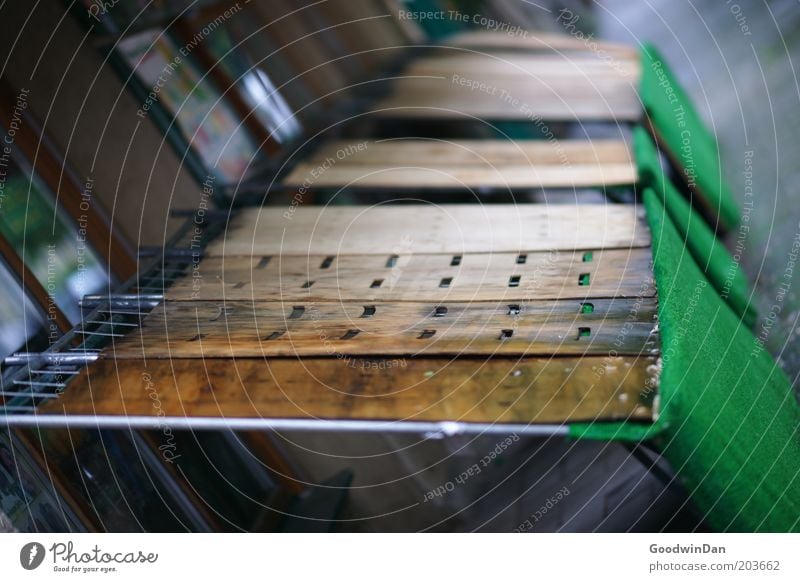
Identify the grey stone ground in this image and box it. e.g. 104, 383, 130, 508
598, 0, 800, 392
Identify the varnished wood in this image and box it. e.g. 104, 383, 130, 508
372, 75, 642, 121
107, 297, 658, 359
283, 139, 636, 189
206, 205, 651, 257
42, 356, 657, 424
166, 249, 655, 302
443, 31, 639, 58
302, 139, 634, 167
404, 53, 641, 80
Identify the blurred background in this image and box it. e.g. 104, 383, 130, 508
0, 0, 796, 532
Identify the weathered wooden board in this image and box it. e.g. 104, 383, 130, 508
283, 165, 636, 189
301, 139, 634, 167
372, 76, 641, 121
166, 249, 655, 302
443, 31, 639, 59
107, 297, 659, 359
404, 53, 641, 80
205, 205, 651, 257
41, 356, 657, 424
282, 139, 637, 189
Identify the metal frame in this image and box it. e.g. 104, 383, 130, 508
2, 414, 570, 437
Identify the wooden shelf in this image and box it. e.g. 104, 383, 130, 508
46, 204, 660, 428
283, 139, 636, 190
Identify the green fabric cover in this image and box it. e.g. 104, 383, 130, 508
633, 127, 757, 327
639, 44, 740, 232
402, 0, 464, 39
570, 190, 800, 532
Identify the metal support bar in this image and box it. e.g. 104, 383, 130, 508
0, 391, 61, 399
83, 320, 140, 327
80, 294, 163, 309
0, 414, 569, 436
12, 380, 67, 388
4, 352, 99, 366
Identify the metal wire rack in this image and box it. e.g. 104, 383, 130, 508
0, 211, 228, 421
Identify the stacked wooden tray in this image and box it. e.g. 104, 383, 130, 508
43, 204, 660, 429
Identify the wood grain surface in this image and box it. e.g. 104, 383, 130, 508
282, 139, 637, 189
41, 356, 657, 424
205, 205, 651, 257
166, 249, 655, 302
443, 31, 639, 58
372, 75, 641, 121
106, 297, 659, 358
403, 53, 641, 80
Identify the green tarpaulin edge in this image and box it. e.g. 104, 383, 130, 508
639, 43, 740, 232
570, 190, 800, 531
633, 127, 757, 327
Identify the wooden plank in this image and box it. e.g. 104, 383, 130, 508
205, 205, 651, 257
444, 31, 639, 59
40, 356, 657, 424
372, 76, 642, 121
302, 139, 634, 167
404, 53, 641, 80
385, 76, 638, 99
107, 297, 659, 359
282, 139, 636, 189
166, 249, 656, 302
283, 165, 636, 189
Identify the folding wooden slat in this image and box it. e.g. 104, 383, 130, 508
403, 53, 641, 80
443, 31, 639, 59
282, 139, 637, 190
167, 249, 654, 302
206, 204, 650, 257
371, 75, 641, 121
371, 33, 642, 121
301, 139, 634, 167
40, 356, 656, 424
107, 297, 659, 359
